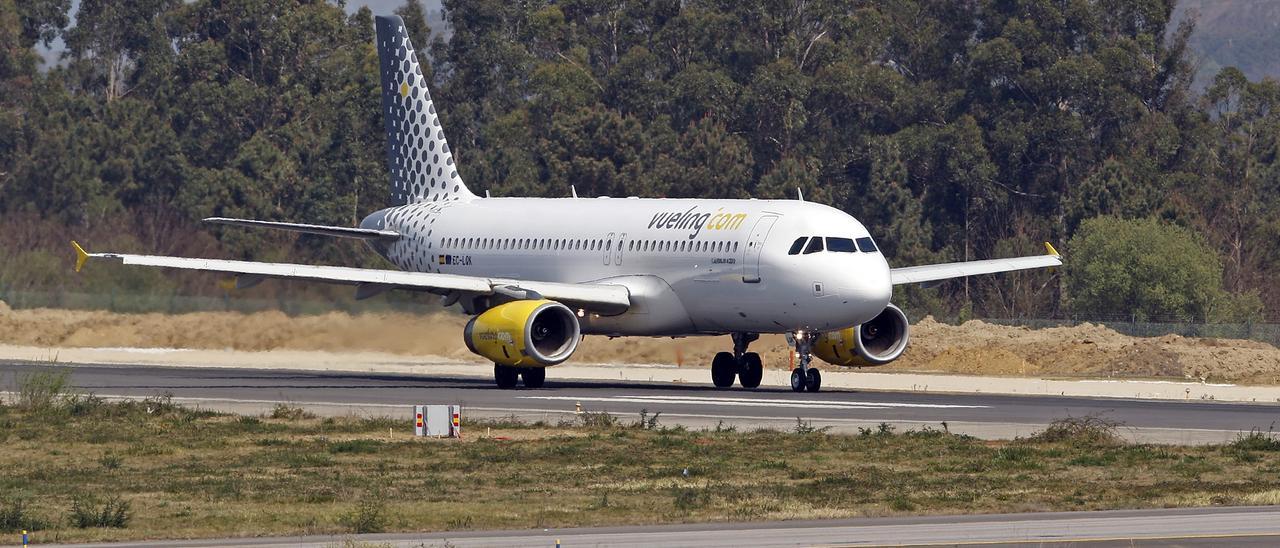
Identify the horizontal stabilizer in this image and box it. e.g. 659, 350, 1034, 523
203, 218, 399, 240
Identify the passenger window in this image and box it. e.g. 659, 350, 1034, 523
827, 237, 857, 253
856, 237, 878, 253
803, 236, 824, 254
788, 237, 808, 255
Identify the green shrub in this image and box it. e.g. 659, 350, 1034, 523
69, 496, 130, 528
0, 499, 49, 533
338, 497, 387, 534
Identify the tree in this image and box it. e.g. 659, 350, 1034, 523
1065, 217, 1261, 322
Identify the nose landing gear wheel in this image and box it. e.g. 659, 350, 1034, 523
805, 368, 822, 392
790, 368, 806, 392
520, 367, 545, 388
738, 352, 763, 389
711, 352, 737, 388
494, 364, 519, 389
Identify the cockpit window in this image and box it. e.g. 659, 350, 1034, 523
856, 237, 878, 253
826, 237, 857, 253
788, 237, 808, 255
803, 236, 824, 254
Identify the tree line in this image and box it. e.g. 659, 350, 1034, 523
0, 0, 1276, 323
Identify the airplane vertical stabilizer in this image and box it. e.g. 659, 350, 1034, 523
374, 15, 475, 206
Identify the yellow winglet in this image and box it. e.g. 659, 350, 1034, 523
1044, 242, 1060, 257
71, 240, 90, 272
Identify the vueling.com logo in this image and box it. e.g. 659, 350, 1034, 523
648, 207, 748, 239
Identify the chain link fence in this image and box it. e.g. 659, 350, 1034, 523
2, 287, 1277, 348
0, 288, 441, 316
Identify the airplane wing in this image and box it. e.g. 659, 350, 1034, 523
71, 242, 630, 315
890, 243, 1062, 286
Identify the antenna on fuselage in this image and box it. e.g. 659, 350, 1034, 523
571, 185, 578, 198
485, 189, 491, 198
796, 187, 805, 201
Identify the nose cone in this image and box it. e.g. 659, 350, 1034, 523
842, 255, 893, 324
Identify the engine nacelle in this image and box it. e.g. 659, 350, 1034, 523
814, 304, 910, 367
463, 299, 581, 367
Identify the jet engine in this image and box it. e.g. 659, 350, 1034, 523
463, 299, 581, 367
813, 304, 910, 367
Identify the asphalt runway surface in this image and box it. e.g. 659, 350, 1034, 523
3, 360, 1280, 441
41, 506, 1280, 547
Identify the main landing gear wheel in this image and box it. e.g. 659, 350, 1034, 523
738, 352, 763, 389
494, 364, 519, 389
520, 367, 545, 388
711, 352, 737, 388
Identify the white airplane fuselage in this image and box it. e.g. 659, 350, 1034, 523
360, 197, 892, 337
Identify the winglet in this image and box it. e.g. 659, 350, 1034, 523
1044, 242, 1060, 257
71, 240, 89, 272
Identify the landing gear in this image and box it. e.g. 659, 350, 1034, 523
521, 367, 545, 388
738, 352, 763, 389
494, 365, 547, 389
789, 331, 821, 392
711, 352, 737, 388
494, 364, 519, 389
709, 333, 763, 389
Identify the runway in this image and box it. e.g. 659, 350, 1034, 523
42, 506, 1280, 547
3, 360, 1279, 442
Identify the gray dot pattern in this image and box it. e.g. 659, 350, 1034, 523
376, 16, 474, 207
383, 200, 456, 273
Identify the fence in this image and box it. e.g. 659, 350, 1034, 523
984, 317, 1280, 347
0, 288, 442, 316
2, 287, 1277, 347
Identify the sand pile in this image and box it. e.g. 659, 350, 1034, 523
2, 305, 1279, 384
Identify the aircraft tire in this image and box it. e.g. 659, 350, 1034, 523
711, 352, 737, 388
521, 367, 546, 388
790, 368, 806, 392
738, 353, 763, 389
494, 364, 519, 389
805, 368, 822, 392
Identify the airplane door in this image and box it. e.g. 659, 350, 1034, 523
604, 232, 615, 265
615, 233, 627, 266
742, 215, 777, 283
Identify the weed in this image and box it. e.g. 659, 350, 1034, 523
579, 410, 618, 428
1028, 416, 1123, 446
15, 370, 71, 413
270, 404, 316, 421
794, 418, 831, 435
98, 454, 123, 470
69, 496, 130, 529
445, 515, 474, 529
339, 496, 387, 534
329, 439, 384, 454
634, 409, 662, 430
673, 487, 706, 510
713, 420, 737, 433
1228, 429, 1280, 452
0, 499, 49, 532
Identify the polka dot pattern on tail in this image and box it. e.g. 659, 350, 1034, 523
376, 15, 475, 207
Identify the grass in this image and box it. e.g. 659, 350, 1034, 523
3, 386, 1280, 543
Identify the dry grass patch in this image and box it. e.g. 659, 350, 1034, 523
3, 384, 1280, 543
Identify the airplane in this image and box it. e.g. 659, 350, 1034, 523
71, 15, 1062, 392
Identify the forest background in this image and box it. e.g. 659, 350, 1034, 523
1, 0, 1277, 323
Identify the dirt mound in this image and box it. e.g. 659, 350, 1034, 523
2, 306, 1279, 384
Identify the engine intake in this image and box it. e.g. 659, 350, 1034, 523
814, 304, 910, 367
463, 299, 580, 367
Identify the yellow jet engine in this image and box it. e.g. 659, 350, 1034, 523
463, 299, 581, 367
813, 304, 910, 367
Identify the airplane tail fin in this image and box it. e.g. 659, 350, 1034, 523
374, 15, 475, 206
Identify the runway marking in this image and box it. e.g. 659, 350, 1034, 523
518, 395, 989, 410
